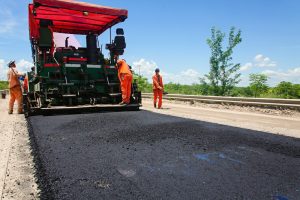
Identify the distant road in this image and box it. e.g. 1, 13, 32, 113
142, 93, 300, 110
142, 99, 300, 138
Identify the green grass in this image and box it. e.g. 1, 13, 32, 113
0, 81, 8, 90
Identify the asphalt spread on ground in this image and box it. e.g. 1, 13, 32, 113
28, 110, 300, 200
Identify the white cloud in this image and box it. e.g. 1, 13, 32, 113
0, 59, 8, 80
132, 58, 157, 78
0, 59, 33, 81
163, 69, 201, 85
240, 54, 277, 74
16, 59, 34, 73
262, 67, 300, 85
262, 68, 300, 78
254, 54, 277, 67
240, 62, 253, 71
181, 69, 199, 77
132, 58, 201, 85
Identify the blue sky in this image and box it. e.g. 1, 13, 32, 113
0, 0, 300, 86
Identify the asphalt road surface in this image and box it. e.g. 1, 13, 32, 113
142, 99, 300, 139
28, 107, 300, 200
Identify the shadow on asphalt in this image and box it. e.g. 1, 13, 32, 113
25, 110, 300, 200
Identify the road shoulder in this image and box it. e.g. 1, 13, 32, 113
0, 99, 39, 200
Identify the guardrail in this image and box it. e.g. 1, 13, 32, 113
142, 93, 300, 110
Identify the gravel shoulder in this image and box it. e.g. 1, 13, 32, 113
142, 99, 300, 138
0, 98, 39, 200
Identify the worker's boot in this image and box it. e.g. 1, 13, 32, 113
8, 110, 13, 114
17, 108, 23, 114
119, 101, 126, 105
154, 103, 156, 108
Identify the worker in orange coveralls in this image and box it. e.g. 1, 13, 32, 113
7, 61, 25, 114
23, 66, 35, 93
152, 68, 163, 109
116, 59, 133, 105
23, 74, 28, 93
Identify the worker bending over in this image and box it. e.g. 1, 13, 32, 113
116, 59, 133, 105
7, 61, 25, 114
152, 68, 164, 109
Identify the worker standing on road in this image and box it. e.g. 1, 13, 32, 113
116, 59, 133, 105
7, 61, 25, 114
152, 68, 163, 109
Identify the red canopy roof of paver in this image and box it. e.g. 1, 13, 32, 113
29, 0, 128, 39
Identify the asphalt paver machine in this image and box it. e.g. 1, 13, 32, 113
25, 0, 141, 116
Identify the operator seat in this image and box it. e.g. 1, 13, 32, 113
114, 28, 126, 50
39, 19, 53, 50
39, 27, 53, 50
106, 28, 126, 56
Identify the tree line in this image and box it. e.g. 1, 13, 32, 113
135, 74, 300, 99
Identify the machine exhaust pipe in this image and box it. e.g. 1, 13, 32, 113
86, 34, 97, 64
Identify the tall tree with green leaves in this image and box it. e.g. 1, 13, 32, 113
249, 73, 268, 97
133, 74, 152, 92
294, 84, 300, 98
274, 81, 297, 98
203, 27, 242, 96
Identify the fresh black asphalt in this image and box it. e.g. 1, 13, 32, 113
28, 110, 300, 200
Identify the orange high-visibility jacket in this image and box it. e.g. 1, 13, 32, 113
117, 60, 132, 80
23, 76, 28, 92
7, 68, 21, 89
152, 74, 163, 90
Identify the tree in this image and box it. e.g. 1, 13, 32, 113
133, 74, 152, 92
294, 84, 300, 98
249, 73, 268, 97
274, 81, 298, 99
202, 27, 242, 96
231, 86, 252, 97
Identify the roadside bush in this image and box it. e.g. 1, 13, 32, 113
0, 81, 8, 90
